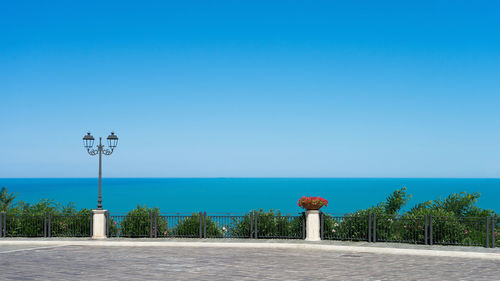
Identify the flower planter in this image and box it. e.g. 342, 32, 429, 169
300, 204, 322, 210
297, 196, 328, 211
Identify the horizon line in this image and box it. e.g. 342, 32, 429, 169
1, 177, 499, 179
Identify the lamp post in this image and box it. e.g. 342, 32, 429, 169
83, 132, 118, 210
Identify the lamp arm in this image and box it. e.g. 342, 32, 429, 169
87, 148, 99, 156
102, 148, 114, 155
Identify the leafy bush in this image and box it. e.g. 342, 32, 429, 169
118, 205, 167, 238
221, 213, 253, 238
322, 188, 409, 241
322, 188, 495, 246
0, 186, 496, 246
172, 213, 222, 238
229, 209, 303, 239
4, 214, 45, 237
323, 212, 370, 241
50, 209, 92, 237
3, 199, 91, 237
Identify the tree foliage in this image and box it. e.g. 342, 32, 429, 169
0, 187, 17, 212
323, 187, 496, 246
1, 190, 91, 237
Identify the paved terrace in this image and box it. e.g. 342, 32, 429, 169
1, 239, 499, 280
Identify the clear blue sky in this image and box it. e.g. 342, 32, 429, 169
1, 1, 499, 178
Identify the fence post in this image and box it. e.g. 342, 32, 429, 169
149, 211, 153, 238
372, 213, 376, 243
3, 212, 6, 237
320, 211, 324, 240
368, 213, 372, 242
301, 212, 306, 240
255, 211, 258, 239
106, 211, 110, 238
43, 213, 47, 238
486, 217, 490, 248
154, 212, 158, 238
424, 215, 428, 245
249, 211, 253, 238
90, 212, 93, 237
48, 213, 52, 238
492, 216, 496, 248
203, 212, 207, 239
429, 215, 433, 245
198, 212, 203, 239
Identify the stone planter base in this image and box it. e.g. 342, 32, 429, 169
305, 210, 320, 241
92, 209, 107, 239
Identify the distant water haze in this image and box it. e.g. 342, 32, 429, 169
1, 178, 498, 214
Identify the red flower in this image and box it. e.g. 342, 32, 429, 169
297, 196, 328, 210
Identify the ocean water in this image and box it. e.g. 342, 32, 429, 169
1, 178, 499, 214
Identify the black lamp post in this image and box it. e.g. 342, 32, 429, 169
83, 132, 118, 210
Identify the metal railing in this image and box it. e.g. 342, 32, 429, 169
374, 215, 426, 244
206, 213, 250, 238
252, 212, 305, 239
0, 210, 495, 248
321, 212, 497, 248
0, 212, 92, 238
321, 213, 370, 241
108, 211, 305, 239
50, 214, 92, 237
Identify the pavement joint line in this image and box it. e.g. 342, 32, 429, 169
1, 240, 499, 260
0, 245, 67, 254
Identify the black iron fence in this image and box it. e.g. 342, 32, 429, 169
0, 211, 496, 248
0, 212, 92, 238
321, 213, 370, 242
321, 213, 498, 248
108, 211, 305, 239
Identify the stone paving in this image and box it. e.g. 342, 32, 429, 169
1, 244, 499, 280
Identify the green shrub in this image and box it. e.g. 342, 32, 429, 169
172, 213, 222, 238
4, 214, 44, 237
406, 192, 494, 246
0, 186, 497, 246
50, 209, 92, 237
118, 205, 167, 237
4, 199, 89, 237
223, 213, 253, 238
229, 209, 303, 239
323, 212, 370, 241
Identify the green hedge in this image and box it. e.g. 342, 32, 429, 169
228, 209, 303, 239
114, 205, 167, 237
0, 186, 497, 245
172, 213, 222, 238
322, 188, 496, 246
2, 199, 92, 237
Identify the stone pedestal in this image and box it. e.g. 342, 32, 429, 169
92, 209, 107, 239
305, 210, 321, 241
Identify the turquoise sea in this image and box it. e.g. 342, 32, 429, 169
1, 178, 499, 214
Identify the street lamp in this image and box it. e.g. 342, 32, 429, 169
83, 132, 118, 210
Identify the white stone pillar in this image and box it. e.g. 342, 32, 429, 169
92, 209, 107, 239
305, 210, 321, 241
